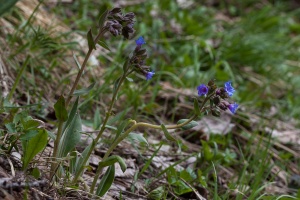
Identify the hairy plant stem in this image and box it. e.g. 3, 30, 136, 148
89, 93, 213, 193
51, 28, 107, 179
72, 73, 128, 184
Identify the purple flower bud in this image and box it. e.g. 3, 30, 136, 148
146, 71, 155, 80
224, 81, 235, 97
135, 36, 146, 47
197, 84, 209, 96
228, 102, 239, 114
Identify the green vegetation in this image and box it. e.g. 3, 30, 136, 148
0, 0, 299, 199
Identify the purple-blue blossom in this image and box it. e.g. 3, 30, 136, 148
146, 71, 155, 80
135, 36, 146, 47
197, 84, 209, 96
224, 81, 235, 96
228, 102, 239, 114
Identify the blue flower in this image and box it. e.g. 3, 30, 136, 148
228, 102, 239, 114
135, 36, 146, 46
224, 81, 235, 96
146, 71, 155, 80
197, 84, 209, 96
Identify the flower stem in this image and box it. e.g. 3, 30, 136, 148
72, 73, 127, 184
51, 28, 107, 179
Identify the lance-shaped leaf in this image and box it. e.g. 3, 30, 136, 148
177, 119, 198, 130
127, 132, 149, 146
193, 98, 201, 116
57, 113, 82, 157
0, 0, 19, 16
22, 129, 48, 170
96, 165, 115, 196
54, 96, 68, 122
98, 155, 127, 173
63, 97, 79, 132
98, 10, 108, 29
87, 29, 96, 50
161, 124, 177, 142
73, 82, 95, 96
98, 40, 111, 51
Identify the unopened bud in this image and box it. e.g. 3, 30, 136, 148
109, 7, 122, 15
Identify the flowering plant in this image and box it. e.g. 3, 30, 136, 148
48, 7, 239, 197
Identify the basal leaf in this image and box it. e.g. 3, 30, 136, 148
22, 129, 48, 170
96, 165, 115, 197
58, 113, 82, 157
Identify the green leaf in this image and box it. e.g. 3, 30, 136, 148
20, 130, 39, 140
98, 40, 111, 51
54, 96, 68, 122
177, 119, 198, 130
87, 29, 96, 50
31, 167, 41, 179
147, 186, 165, 200
122, 58, 130, 73
73, 53, 82, 70
63, 97, 79, 132
22, 120, 40, 131
73, 82, 95, 96
127, 132, 149, 146
161, 124, 177, 142
74, 141, 94, 176
0, 0, 19, 16
98, 10, 108, 29
98, 155, 127, 173
96, 165, 115, 197
22, 129, 48, 170
193, 98, 201, 116
58, 113, 82, 157
201, 140, 214, 161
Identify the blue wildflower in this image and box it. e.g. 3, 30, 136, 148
224, 81, 235, 96
228, 102, 239, 114
135, 36, 146, 47
146, 71, 155, 80
197, 84, 209, 96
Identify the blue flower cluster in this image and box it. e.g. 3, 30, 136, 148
197, 81, 239, 114
134, 36, 155, 81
